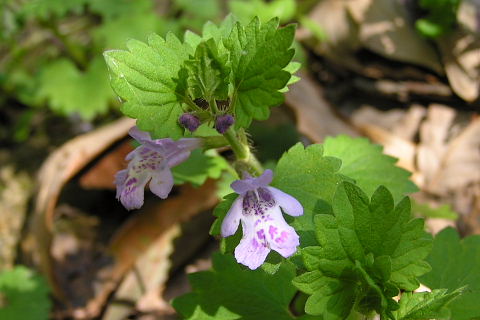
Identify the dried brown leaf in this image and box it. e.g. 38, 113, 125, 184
28, 118, 135, 300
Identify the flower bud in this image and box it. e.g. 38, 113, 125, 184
215, 114, 235, 134
179, 113, 201, 132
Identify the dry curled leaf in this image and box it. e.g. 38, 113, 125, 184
27, 118, 135, 300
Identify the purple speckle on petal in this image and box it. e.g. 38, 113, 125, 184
126, 178, 137, 186
269, 225, 278, 240
275, 231, 289, 244
257, 229, 265, 240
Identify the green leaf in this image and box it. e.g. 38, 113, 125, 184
184, 15, 236, 49
333, 183, 432, 291
323, 135, 418, 203
419, 227, 480, 320
172, 149, 229, 186
224, 17, 296, 128
293, 270, 357, 320
0, 266, 51, 320
412, 201, 458, 220
104, 33, 191, 139
294, 183, 432, 318
185, 39, 229, 101
36, 57, 114, 120
172, 253, 298, 320
393, 288, 464, 320
272, 143, 344, 246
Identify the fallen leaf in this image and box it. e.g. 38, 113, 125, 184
27, 117, 135, 300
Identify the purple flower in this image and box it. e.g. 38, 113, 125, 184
115, 126, 202, 210
215, 114, 235, 134
179, 113, 201, 132
221, 169, 303, 270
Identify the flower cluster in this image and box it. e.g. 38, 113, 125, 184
115, 127, 303, 270
221, 170, 303, 269
115, 126, 201, 210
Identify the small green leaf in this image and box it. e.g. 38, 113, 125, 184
419, 227, 480, 320
104, 33, 191, 139
172, 253, 298, 320
36, 57, 114, 120
172, 149, 229, 186
185, 39, 229, 101
323, 135, 418, 203
224, 17, 296, 128
0, 266, 51, 320
394, 288, 464, 320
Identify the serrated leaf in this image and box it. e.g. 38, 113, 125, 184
323, 135, 418, 203
393, 288, 464, 320
184, 15, 237, 49
104, 33, 191, 139
36, 57, 114, 120
332, 183, 432, 291
272, 143, 345, 246
185, 39, 229, 100
294, 183, 432, 318
419, 227, 480, 320
0, 266, 51, 320
172, 149, 229, 186
224, 17, 296, 128
293, 270, 357, 320
172, 253, 298, 320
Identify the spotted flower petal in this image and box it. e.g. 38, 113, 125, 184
115, 127, 202, 210
222, 170, 303, 270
